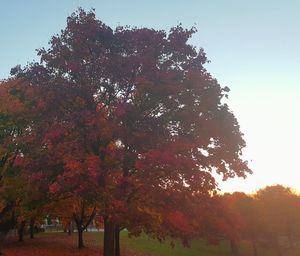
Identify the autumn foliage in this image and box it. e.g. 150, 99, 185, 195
0, 8, 255, 256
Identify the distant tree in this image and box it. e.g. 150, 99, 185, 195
255, 185, 300, 256
0, 79, 27, 251
11, 8, 250, 256
0, 79, 72, 254
235, 194, 261, 256
221, 192, 262, 256
217, 193, 246, 256
45, 197, 98, 248
0, 79, 29, 218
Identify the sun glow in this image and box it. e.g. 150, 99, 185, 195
218, 87, 300, 193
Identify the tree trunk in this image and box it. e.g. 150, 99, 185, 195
68, 221, 73, 236
73, 218, 84, 249
18, 221, 25, 242
103, 217, 116, 256
288, 233, 294, 249
276, 239, 282, 256
276, 246, 282, 256
29, 218, 35, 239
230, 239, 239, 256
73, 204, 96, 249
115, 225, 120, 256
251, 240, 258, 256
77, 227, 84, 249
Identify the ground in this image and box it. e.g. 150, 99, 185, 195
0, 231, 296, 256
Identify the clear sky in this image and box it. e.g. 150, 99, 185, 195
1, 0, 300, 193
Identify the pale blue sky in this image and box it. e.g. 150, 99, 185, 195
1, 1, 300, 192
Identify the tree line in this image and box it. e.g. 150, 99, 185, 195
1, 178, 298, 256
219, 185, 300, 256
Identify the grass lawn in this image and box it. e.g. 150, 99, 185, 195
0, 231, 291, 256
119, 232, 276, 256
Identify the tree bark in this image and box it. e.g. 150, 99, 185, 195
18, 221, 25, 242
230, 239, 239, 256
115, 225, 120, 256
103, 217, 116, 256
29, 218, 35, 239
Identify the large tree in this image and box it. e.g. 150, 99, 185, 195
11, 8, 250, 256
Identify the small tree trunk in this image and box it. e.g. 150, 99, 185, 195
103, 217, 116, 256
77, 227, 84, 249
288, 233, 294, 249
270, 235, 282, 256
252, 240, 258, 256
115, 225, 120, 256
275, 238, 282, 256
230, 239, 239, 256
68, 221, 73, 236
73, 204, 96, 249
18, 221, 25, 242
29, 218, 35, 239
73, 218, 84, 249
